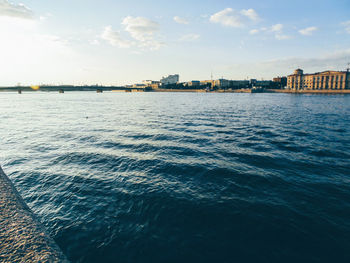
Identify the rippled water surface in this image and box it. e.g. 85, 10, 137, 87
1, 92, 350, 263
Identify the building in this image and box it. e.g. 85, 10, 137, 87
200, 79, 249, 89
143, 80, 160, 89
287, 69, 350, 90
143, 80, 159, 85
186, 81, 201, 87
250, 79, 274, 88
212, 79, 230, 88
160, 74, 179, 85
273, 77, 287, 89
148, 83, 160, 89
200, 80, 214, 87
132, 84, 147, 88
229, 80, 250, 89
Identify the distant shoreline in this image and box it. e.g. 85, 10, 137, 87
1, 87, 350, 94
117, 88, 350, 94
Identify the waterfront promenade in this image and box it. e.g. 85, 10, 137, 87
0, 166, 68, 262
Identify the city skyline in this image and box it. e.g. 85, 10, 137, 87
0, 0, 350, 86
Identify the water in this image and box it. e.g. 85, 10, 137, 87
1, 92, 350, 263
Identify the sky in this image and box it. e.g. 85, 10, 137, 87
0, 0, 349, 86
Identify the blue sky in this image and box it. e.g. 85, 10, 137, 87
0, 0, 349, 85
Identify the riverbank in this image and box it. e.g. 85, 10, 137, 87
0, 166, 68, 262
2, 87, 350, 94
151, 88, 252, 93
152, 88, 350, 94
265, 89, 350, 94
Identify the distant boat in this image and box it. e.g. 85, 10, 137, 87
59, 89, 64, 93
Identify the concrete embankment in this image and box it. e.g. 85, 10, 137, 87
265, 89, 350, 94
151, 88, 252, 93
0, 166, 68, 262
153, 88, 350, 94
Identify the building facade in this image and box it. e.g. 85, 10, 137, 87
186, 81, 201, 87
200, 79, 249, 89
214, 79, 230, 88
143, 80, 160, 85
142, 80, 160, 89
273, 77, 287, 88
230, 80, 250, 89
200, 80, 214, 87
160, 74, 179, 85
287, 69, 350, 90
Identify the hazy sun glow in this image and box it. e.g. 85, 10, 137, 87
30, 85, 40, 90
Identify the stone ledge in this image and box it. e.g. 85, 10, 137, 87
0, 166, 69, 262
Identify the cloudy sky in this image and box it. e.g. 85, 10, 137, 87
0, 0, 349, 86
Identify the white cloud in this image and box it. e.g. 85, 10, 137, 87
137, 39, 164, 51
275, 34, 291, 40
101, 17, 164, 51
174, 16, 189, 25
249, 29, 259, 35
122, 16, 163, 50
341, 20, 350, 34
101, 26, 132, 48
268, 24, 291, 40
250, 24, 291, 40
39, 13, 53, 21
240, 9, 259, 21
299, 26, 318, 36
248, 24, 292, 40
179, 33, 200, 41
89, 39, 100, 46
271, 24, 283, 32
210, 8, 260, 28
210, 8, 243, 27
0, 0, 33, 19
122, 16, 159, 41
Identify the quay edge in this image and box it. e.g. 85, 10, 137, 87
0, 166, 69, 262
